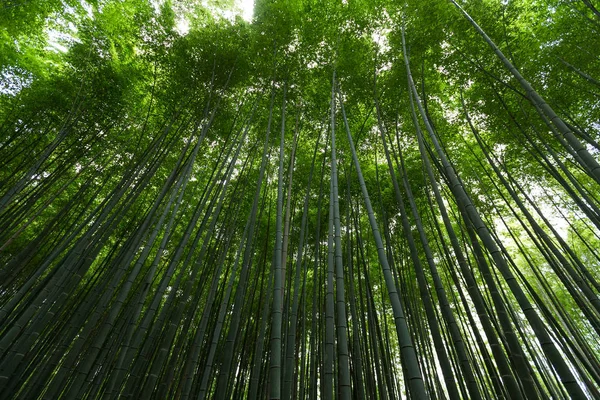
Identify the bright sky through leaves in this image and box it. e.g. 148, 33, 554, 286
239, 0, 254, 21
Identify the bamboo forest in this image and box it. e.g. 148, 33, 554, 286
1, 0, 600, 398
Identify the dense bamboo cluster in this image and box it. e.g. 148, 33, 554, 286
1, 0, 600, 398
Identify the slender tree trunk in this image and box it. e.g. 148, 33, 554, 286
338, 91, 427, 399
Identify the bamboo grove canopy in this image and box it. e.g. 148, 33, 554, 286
1, 0, 600, 398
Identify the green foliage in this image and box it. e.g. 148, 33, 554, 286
1, 0, 600, 399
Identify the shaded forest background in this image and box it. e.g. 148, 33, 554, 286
1, 0, 600, 398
